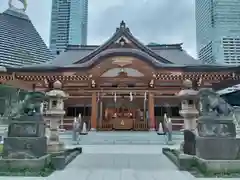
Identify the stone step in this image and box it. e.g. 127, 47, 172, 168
60, 131, 183, 145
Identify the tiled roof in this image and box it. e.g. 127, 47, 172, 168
49, 21, 202, 66
8, 21, 223, 72
49, 43, 202, 66
0, 8, 53, 67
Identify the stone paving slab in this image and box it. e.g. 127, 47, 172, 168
48, 145, 194, 180
0, 178, 44, 180
65, 154, 178, 170
198, 179, 240, 180
49, 169, 195, 180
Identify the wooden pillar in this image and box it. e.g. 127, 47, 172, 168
99, 100, 103, 128
148, 92, 155, 130
90, 92, 97, 130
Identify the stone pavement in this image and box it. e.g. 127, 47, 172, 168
49, 144, 195, 180
0, 132, 239, 179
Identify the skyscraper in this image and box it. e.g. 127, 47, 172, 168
49, 0, 88, 55
195, 0, 240, 65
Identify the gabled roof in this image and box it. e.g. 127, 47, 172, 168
72, 21, 173, 65
0, 8, 54, 67
49, 21, 202, 67
50, 43, 202, 67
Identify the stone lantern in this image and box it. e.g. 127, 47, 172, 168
178, 79, 199, 131
45, 80, 67, 153
178, 79, 199, 155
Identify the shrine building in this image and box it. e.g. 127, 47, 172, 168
0, 21, 240, 131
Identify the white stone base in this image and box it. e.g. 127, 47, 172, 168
80, 132, 88, 135
58, 128, 66, 133
47, 141, 64, 153
0, 124, 8, 136
236, 127, 240, 137
149, 128, 156, 131
90, 128, 96, 131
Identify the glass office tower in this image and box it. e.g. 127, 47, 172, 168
196, 0, 240, 64
49, 0, 88, 56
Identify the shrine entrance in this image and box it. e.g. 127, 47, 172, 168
101, 96, 149, 131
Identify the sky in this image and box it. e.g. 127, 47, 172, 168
0, 0, 197, 57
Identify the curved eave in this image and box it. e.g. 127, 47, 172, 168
4, 64, 240, 73
68, 48, 167, 69
5, 66, 60, 72
180, 65, 240, 72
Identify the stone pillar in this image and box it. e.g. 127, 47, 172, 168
49, 117, 60, 141
148, 92, 155, 130
99, 100, 103, 128
90, 92, 97, 130
234, 107, 240, 136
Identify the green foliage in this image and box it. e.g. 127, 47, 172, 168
0, 144, 3, 153
0, 164, 55, 177
0, 84, 28, 123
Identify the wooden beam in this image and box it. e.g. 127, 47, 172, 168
68, 95, 178, 98
4, 79, 33, 90
65, 89, 180, 94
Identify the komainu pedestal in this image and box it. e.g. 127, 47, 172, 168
196, 115, 238, 160
3, 92, 47, 159
196, 88, 239, 160
3, 120, 47, 158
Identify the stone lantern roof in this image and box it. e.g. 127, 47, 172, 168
178, 79, 198, 99
46, 90, 67, 99
46, 81, 68, 98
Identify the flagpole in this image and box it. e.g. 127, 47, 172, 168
97, 92, 100, 128
114, 92, 117, 117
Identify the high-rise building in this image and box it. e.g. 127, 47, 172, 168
0, 7, 53, 67
195, 0, 240, 65
49, 0, 88, 55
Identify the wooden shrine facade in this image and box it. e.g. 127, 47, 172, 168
0, 21, 240, 131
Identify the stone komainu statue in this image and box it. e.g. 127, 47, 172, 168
10, 91, 46, 120
198, 88, 234, 117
